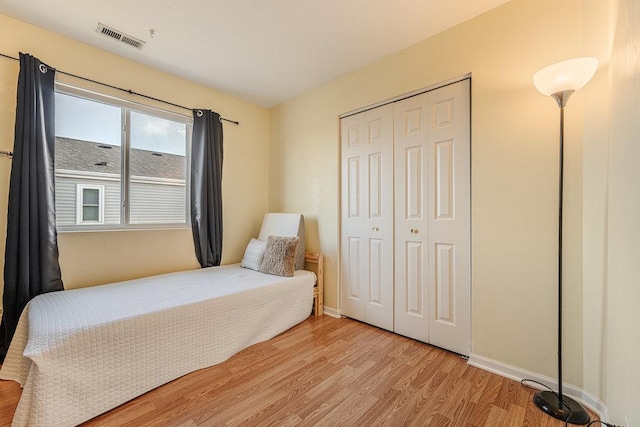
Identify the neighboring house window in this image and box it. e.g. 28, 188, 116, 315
54, 84, 192, 231
76, 184, 105, 224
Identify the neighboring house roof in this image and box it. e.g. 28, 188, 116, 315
55, 137, 185, 180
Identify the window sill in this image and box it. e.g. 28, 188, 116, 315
57, 224, 191, 233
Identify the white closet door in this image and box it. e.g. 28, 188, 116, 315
340, 104, 394, 331
393, 93, 430, 342
341, 79, 471, 355
427, 80, 471, 355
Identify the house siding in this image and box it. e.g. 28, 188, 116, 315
55, 174, 122, 226
129, 177, 186, 224
55, 173, 186, 226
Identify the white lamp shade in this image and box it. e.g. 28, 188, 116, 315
533, 57, 599, 96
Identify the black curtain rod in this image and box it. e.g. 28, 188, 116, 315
0, 52, 239, 125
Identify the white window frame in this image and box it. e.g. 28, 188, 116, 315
75, 184, 105, 225
55, 83, 192, 232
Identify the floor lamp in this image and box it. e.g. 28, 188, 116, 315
532, 57, 598, 425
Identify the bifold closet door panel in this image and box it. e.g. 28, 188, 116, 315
340, 112, 365, 322
393, 79, 471, 355
427, 80, 471, 356
340, 104, 394, 331
393, 93, 430, 343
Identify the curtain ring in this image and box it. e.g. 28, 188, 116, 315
39, 64, 48, 74
218, 116, 223, 123
196, 110, 204, 117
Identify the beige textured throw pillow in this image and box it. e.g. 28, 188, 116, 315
259, 236, 300, 277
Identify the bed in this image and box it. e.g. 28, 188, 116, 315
0, 213, 322, 426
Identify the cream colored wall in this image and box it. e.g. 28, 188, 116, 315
602, 0, 640, 423
270, 0, 591, 386
0, 14, 270, 291
582, 0, 615, 406
582, 1, 640, 423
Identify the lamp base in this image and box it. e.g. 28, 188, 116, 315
533, 390, 590, 425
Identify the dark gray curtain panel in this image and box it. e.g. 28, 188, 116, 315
191, 109, 224, 268
0, 53, 64, 361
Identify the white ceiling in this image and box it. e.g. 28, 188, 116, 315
0, 0, 510, 107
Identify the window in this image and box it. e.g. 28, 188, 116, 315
76, 185, 104, 224
54, 85, 192, 231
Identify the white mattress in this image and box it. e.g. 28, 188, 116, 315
0, 264, 315, 426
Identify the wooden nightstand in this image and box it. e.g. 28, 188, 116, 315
305, 252, 324, 316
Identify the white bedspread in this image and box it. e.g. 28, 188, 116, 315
0, 264, 315, 426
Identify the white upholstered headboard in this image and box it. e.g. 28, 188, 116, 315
258, 213, 306, 270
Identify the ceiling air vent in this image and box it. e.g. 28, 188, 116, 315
96, 23, 145, 50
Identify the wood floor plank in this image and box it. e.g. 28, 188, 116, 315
313, 389, 378, 427
295, 377, 347, 421
0, 380, 20, 423
444, 398, 478, 426
437, 379, 473, 417
506, 402, 527, 426
0, 315, 598, 426
467, 368, 493, 404
486, 405, 511, 425
298, 387, 353, 426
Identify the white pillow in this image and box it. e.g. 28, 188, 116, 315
241, 238, 267, 271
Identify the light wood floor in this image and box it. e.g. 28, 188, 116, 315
0, 315, 596, 426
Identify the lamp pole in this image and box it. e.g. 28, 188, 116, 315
553, 89, 570, 405
557, 91, 567, 407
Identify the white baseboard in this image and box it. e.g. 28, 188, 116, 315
322, 306, 340, 318
468, 353, 608, 421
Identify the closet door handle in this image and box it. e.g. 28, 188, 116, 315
410, 228, 419, 234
